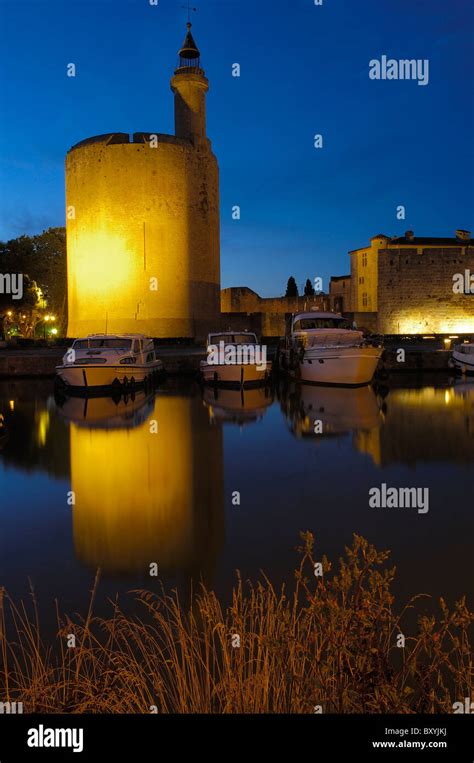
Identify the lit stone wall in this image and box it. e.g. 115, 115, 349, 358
66, 133, 220, 339
350, 237, 386, 313
377, 248, 474, 333
220, 287, 329, 315
329, 276, 351, 312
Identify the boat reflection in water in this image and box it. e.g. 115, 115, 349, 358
56, 390, 155, 429
202, 384, 273, 427
280, 379, 474, 467
56, 385, 224, 583
281, 382, 383, 440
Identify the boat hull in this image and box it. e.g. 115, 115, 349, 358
200, 362, 272, 387
55, 361, 164, 394
286, 346, 382, 386
451, 351, 474, 375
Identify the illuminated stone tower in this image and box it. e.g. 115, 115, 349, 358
65, 24, 220, 339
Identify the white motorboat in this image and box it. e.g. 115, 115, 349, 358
451, 342, 474, 375
280, 311, 383, 386
55, 334, 164, 394
200, 331, 272, 387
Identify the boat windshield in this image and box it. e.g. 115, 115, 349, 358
73, 338, 132, 350
293, 318, 352, 331
209, 334, 257, 345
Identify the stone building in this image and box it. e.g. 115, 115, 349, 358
221, 286, 329, 315
220, 286, 330, 337
349, 230, 474, 334
66, 24, 220, 340
329, 275, 351, 313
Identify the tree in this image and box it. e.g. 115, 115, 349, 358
304, 278, 315, 296
0, 227, 67, 333
0, 275, 42, 339
285, 276, 299, 298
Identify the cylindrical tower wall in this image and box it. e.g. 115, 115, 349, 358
66, 134, 220, 339
171, 71, 208, 144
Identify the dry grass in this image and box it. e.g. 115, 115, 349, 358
0, 533, 472, 713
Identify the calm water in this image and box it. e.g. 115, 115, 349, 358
0, 376, 473, 638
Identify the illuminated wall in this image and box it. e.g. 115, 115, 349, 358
70, 393, 224, 580
349, 235, 387, 312
348, 234, 474, 333
377, 248, 474, 334
66, 131, 220, 339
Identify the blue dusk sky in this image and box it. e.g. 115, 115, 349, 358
0, 0, 472, 296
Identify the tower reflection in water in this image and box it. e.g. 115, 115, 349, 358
58, 386, 224, 584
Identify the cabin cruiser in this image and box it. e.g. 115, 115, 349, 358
280, 311, 383, 386
450, 342, 474, 375
55, 334, 164, 394
200, 331, 272, 387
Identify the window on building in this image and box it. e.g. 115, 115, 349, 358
359, 276, 364, 284
362, 293, 368, 307
362, 253, 368, 267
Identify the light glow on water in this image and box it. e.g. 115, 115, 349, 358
0, 378, 473, 640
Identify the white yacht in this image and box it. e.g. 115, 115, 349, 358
451, 342, 474, 375
280, 311, 383, 386
55, 334, 164, 394
200, 331, 272, 387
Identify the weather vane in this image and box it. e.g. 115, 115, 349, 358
181, 1, 197, 23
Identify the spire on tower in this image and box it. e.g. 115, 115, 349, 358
171, 17, 209, 144
177, 22, 201, 69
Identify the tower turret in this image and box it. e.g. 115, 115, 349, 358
171, 23, 209, 145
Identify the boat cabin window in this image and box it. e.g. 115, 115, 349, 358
209, 334, 257, 345
233, 334, 257, 344
132, 339, 142, 353
73, 338, 133, 350
293, 318, 352, 331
